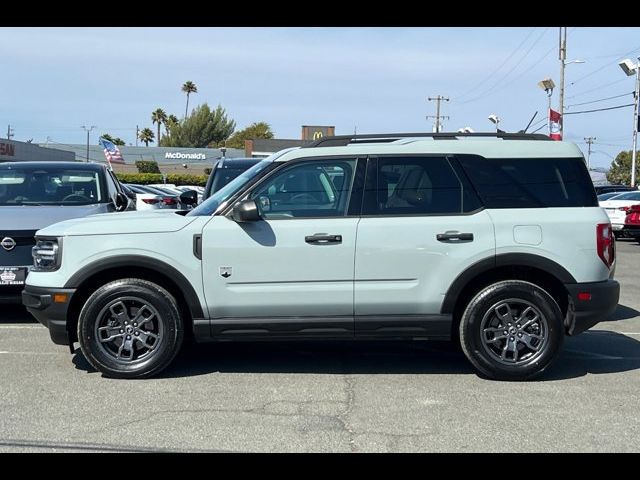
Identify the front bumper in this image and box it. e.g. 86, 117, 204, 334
565, 280, 620, 335
22, 285, 76, 345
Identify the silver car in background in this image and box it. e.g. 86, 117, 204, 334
0, 161, 129, 302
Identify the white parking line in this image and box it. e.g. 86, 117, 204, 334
0, 351, 60, 355
0, 325, 42, 329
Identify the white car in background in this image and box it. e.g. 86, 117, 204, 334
125, 184, 178, 211
599, 190, 640, 236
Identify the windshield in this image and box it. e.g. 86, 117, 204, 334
0, 167, 104, 206
188, 160, 273, 216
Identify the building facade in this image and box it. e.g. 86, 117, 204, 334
38, 143, 245, 174
0, 139, 74, 163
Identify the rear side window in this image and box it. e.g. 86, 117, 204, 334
363, 156, 479, 215
458, 155, 597, 208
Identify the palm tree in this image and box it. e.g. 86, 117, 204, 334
165, 114, 179, 135
182, 81, 198, 118
151, 108, 168, 143
138, 128, 155, 147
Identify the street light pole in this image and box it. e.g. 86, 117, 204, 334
81, 125, 96, 163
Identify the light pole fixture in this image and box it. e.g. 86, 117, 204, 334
81, 125, 96, 163
538, 78, 556, 136
618, 57, 640, 187
488, 114, 500, 132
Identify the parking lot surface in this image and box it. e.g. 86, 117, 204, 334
1, 241, 639, 452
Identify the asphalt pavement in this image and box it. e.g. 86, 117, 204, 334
1, 241, 639, 452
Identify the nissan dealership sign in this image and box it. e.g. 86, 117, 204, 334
164, 152, 207, 160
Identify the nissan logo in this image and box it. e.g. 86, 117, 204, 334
1, 237, 16, 251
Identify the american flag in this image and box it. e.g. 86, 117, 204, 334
98, 137, 125, 165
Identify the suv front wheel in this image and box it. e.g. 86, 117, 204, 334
459, 280, 564, 381
77, 279, 184, 379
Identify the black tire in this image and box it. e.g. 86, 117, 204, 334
459, 280, 564, 381
77, 278, 184, 379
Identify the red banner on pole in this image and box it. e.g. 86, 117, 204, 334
549, 108, 562, 141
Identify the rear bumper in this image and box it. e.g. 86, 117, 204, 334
22, 285, 76, 345
565, 280, 620, 335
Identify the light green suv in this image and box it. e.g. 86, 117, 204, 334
23, 133, 619, 380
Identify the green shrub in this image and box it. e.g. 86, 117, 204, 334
204, 167, 212, 175
135, 160, 161, 173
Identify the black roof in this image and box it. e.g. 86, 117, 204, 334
217, 158, 261, 168
0, 161, 106, 171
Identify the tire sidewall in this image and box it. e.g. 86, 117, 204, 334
78, 280, 183, 378
460, 281, 564, 380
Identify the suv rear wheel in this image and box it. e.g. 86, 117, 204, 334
459, 280, 564, 381
77, 279, 184, 379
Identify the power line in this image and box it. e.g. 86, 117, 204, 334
563, 103, 634, 115
569, 43, 640, 86
454, 27, 537, 101
566, 78, 629, 100
456, 28, 551, 105
566, 91, 634, 108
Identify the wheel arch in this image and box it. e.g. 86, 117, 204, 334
64, 255, 206, 344
442, 253, 576, 338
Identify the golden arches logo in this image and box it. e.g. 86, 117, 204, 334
312, 131, 324, 140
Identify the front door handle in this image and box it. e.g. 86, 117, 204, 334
436, 232, 474, 242
305, 233, 343, 245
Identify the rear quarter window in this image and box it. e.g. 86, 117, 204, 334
457, 155, 597, 208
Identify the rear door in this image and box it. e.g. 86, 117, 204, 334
354, 155, 495, 337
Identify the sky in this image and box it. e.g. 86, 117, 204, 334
1, 26, 640, 169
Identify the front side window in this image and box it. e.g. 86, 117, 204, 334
363, 157, 464, 215
250, 159, 356, 219
0, 167, 104, 205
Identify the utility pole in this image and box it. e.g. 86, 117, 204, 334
81, 125, 96, 163
558, 27, 567, 139
6, 124, 14, 140
632, 65, 639, 187
427, 95, 450, 133
136, 125, 139, 147
584, 137, 596, 169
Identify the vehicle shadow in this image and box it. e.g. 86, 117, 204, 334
0, 304, 37, 323
610, 304, 640, 321
72, 330, 640, 382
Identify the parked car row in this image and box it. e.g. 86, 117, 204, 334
598, 190, 640, 239
0, 161, 209, 301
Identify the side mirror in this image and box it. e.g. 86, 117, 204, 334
179, 190, 198, 207
231, 199, 262, 222
115, 192, 129, 211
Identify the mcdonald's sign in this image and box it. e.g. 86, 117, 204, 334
302, 125, 335, 141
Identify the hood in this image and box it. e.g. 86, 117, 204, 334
36, 210, 199, 237
0, 204, 108, 231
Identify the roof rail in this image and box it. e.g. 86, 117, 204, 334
302, 132, 551, 148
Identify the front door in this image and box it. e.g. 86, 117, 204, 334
201, 157, 362, 338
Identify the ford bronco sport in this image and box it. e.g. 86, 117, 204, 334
22, 132, 620, 380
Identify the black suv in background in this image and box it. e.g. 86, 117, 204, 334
203, 158, 261, 200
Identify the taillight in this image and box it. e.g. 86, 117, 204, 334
163, 197, 177, 205
142, 198, 160, 205
618, 206, 632, 212
596, 223, 615, 268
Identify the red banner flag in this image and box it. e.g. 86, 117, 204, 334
549, 108, 562, 141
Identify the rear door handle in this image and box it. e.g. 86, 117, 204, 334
436, 232, 474, 242
305, 233, 343, 244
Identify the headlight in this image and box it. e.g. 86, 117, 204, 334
32, 238, 62, 272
